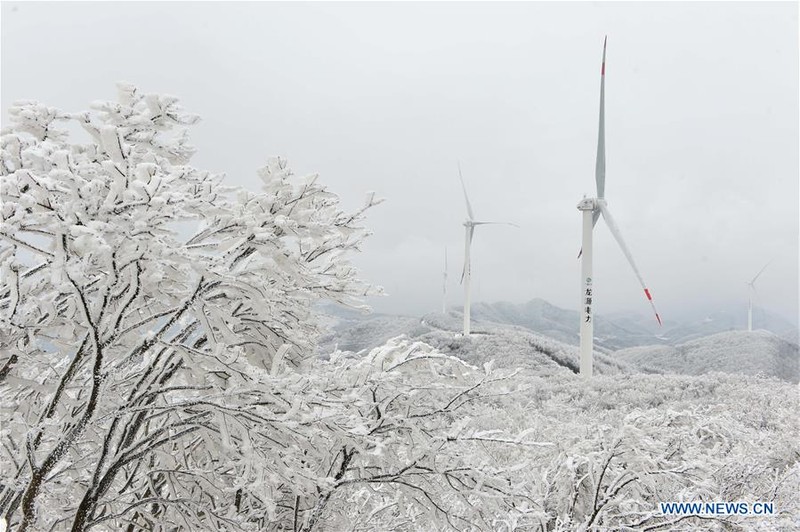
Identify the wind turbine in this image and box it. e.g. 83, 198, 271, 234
577, 37, 662, 378
458, 164, 518, 335
746, 261, 770, 332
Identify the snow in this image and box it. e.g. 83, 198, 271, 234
615, 330, 799, 383
320, 308, 639, 377
463, 298, 799, 349
2, 85, 797, 532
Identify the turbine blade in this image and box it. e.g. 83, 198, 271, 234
472, 221, 520, 228
458, 162, 475, 221
468, 224, 475, 245
595, 36, 607, 199
750, 260, 771, 284
598, 202, 662, 325
577, 210, 602, 257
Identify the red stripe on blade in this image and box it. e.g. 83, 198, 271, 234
655, 313, 662, 326
644, 288, 653, 301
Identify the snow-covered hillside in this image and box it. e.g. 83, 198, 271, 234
612, 307, 800, 346
319, 304, 800, 383
316, 312, 425, 354
322, 299, 799, 352
469, 299, 664, 350
318, 308, 636, 376
615, 330, 800, 383
469, 299, 799, 348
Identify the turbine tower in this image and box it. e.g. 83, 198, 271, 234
458, 164, 517, 335
577, 37, 662, 378
747, 261, 770, 332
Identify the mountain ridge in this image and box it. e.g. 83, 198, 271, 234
317, 299, 799, 382
614, 329, 799, 383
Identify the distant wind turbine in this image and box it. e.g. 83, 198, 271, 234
442, 247, 448, 314
577, 37, 662, 378
458, 163, 518, 335
747, 261, 771, 332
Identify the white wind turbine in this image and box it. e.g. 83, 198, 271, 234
746, 261, 771, 332
577, 37, 662, 378
459, 164, 518, 335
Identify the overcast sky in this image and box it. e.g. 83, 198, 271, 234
2, 1, 798, 324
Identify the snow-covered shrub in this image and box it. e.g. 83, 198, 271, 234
493, 373, 799, 531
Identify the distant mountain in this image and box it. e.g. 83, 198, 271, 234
462, 299, 799, 349
656, 308, 799, 345
316, 300, 799, 382
317, 306, 636, 377
468, 299, 663, 351
614, 330, 799, 383
316, 311, 424, 354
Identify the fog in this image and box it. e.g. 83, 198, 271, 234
2, 1, 797, 323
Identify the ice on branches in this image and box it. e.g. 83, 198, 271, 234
0, 84, 385, 531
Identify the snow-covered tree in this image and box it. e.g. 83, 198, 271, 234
0, 84, 387, 530
0, 85, 547, 532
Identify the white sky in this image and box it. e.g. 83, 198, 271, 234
2, 1, 798, 324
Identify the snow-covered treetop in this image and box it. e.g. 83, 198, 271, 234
1, 82, 383, 367
0, 84, 384, 531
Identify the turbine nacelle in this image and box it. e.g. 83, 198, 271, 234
577, 197, 607, 211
